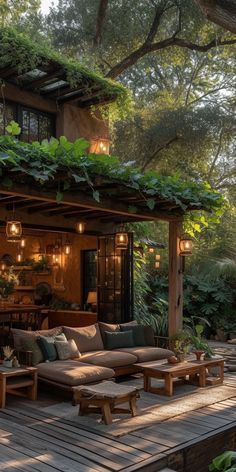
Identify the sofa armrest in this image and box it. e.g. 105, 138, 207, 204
16, 350, 33, 367
154, 336, 170, 349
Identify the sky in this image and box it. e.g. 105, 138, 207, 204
40, 0, 58, 14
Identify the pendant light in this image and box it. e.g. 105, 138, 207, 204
6, 217, 22, 242
75, 221, 86, 234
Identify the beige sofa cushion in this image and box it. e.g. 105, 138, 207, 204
80, 350, 137, 368
11, 327, 63, 365
37, 360, 115, 386
117, 346, 174, 363
63, 324, 104, 353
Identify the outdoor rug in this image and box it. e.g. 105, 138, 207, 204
41, 374, 236, 437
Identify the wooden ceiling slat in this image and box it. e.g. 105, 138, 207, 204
25, 69, 65, 90
27, 202, 62, 214
47, 208, 95, 217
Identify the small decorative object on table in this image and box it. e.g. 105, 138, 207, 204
170, 330, 191, 362
2, 346, 14, 368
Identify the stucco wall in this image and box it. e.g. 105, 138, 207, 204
57, 104, 109, 142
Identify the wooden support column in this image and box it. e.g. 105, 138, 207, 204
168, 219, 183, 336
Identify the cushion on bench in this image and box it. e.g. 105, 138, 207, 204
116, 346, 174, 362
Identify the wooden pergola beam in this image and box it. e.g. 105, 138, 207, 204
0, 184, 176, 221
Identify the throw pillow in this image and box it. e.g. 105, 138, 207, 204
55, 339, 81, 360
37, 336, 58, 362
21, 337, 44, 366
63, 324, 104, 353
143, 325, 155, 346
104, 330, 134, 350
120, 325, 146, 346
55, 333, 67, 342
98, 321, 120, 344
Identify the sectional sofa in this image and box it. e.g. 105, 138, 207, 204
11, 321, 174, 392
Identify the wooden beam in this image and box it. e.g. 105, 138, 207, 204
27, 203, 62, 214
0, 183, 173, 221
3, 83, 58, 114
168, 219, 183, 337
25, 69, 65, 90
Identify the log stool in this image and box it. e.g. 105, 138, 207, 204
73, 381, 140, 425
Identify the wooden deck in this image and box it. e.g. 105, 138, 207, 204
0, 373, 235, 472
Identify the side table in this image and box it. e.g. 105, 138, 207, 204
0, 365, 37, 408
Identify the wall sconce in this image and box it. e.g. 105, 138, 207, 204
6, 218, 22, 242
16, 251, 23, 263
0, 262, 6, 271
90, 138, 110, 155
155, 261, 160, 269
115, 232, 128, 250
20, 238, 26, 248
63, 238, 72, 255
179, 235, 193, 256
148, 247, 155, 254
52, 242, 61, 266
75, 221, 86, 234
155, 254, 161, 261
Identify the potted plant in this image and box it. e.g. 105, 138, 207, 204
189, 324, 213, 360
2, 346, 14, 368
170, 330, 191, 362
0, 267, 19, 305
33, 256, 51, 274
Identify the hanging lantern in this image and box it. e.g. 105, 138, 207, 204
90, 138, 110, 155
64, 238, 72, 255
115, 232, 128, 250
52, 242, 61, 266
179, 235, 193, 256
148, 247, 155, 253
75, 221, 86, 234
155, 261, 160, 269
6, 218, 22, 242
155, 254, 161, 261
20, 238, 26, 248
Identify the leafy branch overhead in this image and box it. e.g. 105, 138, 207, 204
0, 122, 224, 219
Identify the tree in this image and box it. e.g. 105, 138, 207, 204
0, 0, 40, 27
195, 0, 236, 34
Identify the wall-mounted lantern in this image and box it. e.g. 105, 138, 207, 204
6, 218, 22, 243
90, 137, 110, 155
179, 235, 193, 256
16, 251, 23, 263
63, 237, 72, 255
155, 261, 160, 269
75, 221, 86, 234
115, 232, 129, 250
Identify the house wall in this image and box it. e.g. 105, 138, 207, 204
0, 232, 97, 306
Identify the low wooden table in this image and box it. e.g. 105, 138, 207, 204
73, 381, 140, 425
141, 358, 224, 396
0, 365, 37, 408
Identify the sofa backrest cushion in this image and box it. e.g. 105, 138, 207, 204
143, 325, 155, 346
98, 321, 120, 344
55, 339, 81, 360
11, 327, 63, 366
63, 324, 104, 353
104, 330, 135, 350
37, 336, 58, 362
120, 324, 146, 346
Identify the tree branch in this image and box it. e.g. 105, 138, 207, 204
207, 126, 224, 183
195, 0, 236, 34
106, 35, 236, 78
141, 135, 179, 171
93, 0, 109, 47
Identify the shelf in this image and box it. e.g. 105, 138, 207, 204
16, 286, 35, 291
12, 266, 33, 271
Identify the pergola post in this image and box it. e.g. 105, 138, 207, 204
168, 219, 183, 336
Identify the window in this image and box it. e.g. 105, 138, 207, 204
0, 101, 55, 142
82, 250, 97, 308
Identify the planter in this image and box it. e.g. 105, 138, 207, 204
193, 350, 205, 361
3, 359, 13, 368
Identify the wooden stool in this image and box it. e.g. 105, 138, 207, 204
73, 381, 140, 425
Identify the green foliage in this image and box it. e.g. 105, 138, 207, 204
209, 451, 236, 472
0, 128, 224, 214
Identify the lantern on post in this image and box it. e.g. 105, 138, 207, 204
179, 235, 193, 256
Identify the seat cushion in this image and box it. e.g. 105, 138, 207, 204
117, 346, 174, 362
37, 360, 115, 386
80, 350, 137, 368
63, 324, 104, 353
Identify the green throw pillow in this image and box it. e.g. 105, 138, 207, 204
104, 330, 134, 350
37, 336, 58, 361
120, 325, 146, 346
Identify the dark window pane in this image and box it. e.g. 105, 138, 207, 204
0, 101, 15, 134
21, 108, 54, 143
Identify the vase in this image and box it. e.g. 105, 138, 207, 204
3, 359, 13, 368
193, 350, 205, 361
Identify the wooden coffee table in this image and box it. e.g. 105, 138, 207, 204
141, 358, 224, 396
0, 365, 37, 408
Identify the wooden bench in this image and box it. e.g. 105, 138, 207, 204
73, 381, 140, 425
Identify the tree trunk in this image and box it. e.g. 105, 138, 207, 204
195, 0, 236, 33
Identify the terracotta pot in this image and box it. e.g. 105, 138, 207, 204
193, 350, 205, 361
